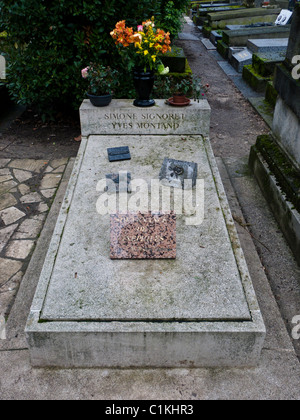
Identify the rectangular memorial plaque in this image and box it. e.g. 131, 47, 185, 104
107, 146, 131, 162
110, 212, 176, 259
159, 158, 198, 189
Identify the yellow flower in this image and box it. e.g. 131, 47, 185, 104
151, 55, 156, 62
144, 50, 149, 55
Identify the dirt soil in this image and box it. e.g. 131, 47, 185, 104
0, 108, 81, 160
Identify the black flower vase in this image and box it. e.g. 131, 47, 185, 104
133, 67, 155, 107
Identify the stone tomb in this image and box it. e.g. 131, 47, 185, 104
25, 100, 265, 368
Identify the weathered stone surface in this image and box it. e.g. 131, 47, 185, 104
8, 159, 47, 173
223, 26, 291, 47
13, 169, 33, 183
40, 174, 62, 189
37, 202, 49, 213
0, 193, 17, 211
80, 99, 211, 137
0, 224, 18, 252
20, 192, 42, 204
18, 184, 30, 195
0, 207, 25, 225
0, 258, 22, 285
247, 38, 288, 54
273, 97, 300, 167
26, 132, 265, 367
5, 239, 35, 260
0, 159, 10, 167
50, 158, 68, 169
40, 188, 56, 198
0, 180, 18, 195
13, 216, 45, 239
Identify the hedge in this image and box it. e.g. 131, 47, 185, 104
0, 0, 189, 118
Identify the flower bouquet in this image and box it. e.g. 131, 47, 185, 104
110, 17, 171, 107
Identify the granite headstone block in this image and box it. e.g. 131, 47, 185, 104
247, 38, 289, 53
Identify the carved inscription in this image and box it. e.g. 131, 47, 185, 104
104, 112, 185, 131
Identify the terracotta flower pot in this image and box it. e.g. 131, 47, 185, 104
172, 93, 187, 104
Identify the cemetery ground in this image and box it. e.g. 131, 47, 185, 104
0, 19, 300, 400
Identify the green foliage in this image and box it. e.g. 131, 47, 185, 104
82, 64, 120, 96
153, 74, 208, 101
156, 1, 185, 40
0, 0, 189, 118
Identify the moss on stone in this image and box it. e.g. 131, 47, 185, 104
255, 134, 300, 212
242, 65, 271, 93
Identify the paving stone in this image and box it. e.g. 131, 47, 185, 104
0, 194, 18, 212
0, 180, 18, 196
13, 169, 33, 183
13, 217, 44, 239
37, 202, 49, 213
50, 158, 68, 169
20, 192, 42, 204
44, 165, 53, 173
0, 258, 23, 285
0, 270, 24, 319
18, 184, 31, 195
0, 168, 11, 176
8, 159, 48, 173
40, 188, 56, 199
0, 174, 13, 183
40, 173, 62, 189
0, 159, 11, 167
0, 207, 26, 225
53, 165, 66, 173
0, 224, 18, 252
5, 239, 35, 260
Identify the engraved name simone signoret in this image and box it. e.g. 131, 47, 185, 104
104, 112, 186, 130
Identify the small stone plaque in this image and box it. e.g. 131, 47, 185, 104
159, 158, 198, 189
105, 172, 131, 193
107, 146, 131, 162
110, 212, 176, 259
275, 9, 293, 26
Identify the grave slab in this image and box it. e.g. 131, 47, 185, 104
247, 38, 289, 53
25, 100, 265, 368
229, 48, 253, 73
223, 26, 291, 47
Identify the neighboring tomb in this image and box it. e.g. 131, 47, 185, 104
249, 3, 300, 265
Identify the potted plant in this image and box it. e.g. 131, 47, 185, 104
110, 17, 171, 107
81, 64, 120, 107
168, 75, 209, 106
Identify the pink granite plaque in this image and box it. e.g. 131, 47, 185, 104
110, 212, 176, 259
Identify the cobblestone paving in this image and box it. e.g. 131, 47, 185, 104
0, 157, 68, 320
